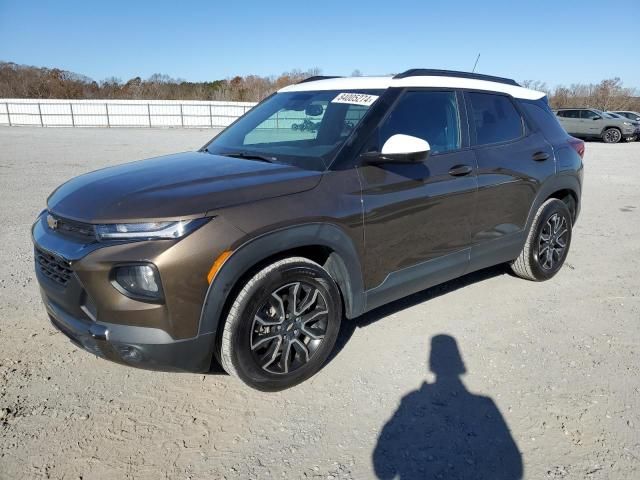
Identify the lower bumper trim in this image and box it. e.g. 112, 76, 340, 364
45, 299, 214, 373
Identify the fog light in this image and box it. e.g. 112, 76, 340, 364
112, 264, 163, 302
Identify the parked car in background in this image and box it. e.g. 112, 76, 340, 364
606, 112, 640, 141
612, 111, 640, 122
556, 108, 636, 143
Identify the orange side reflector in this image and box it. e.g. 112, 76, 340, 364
207, 250, 232, 284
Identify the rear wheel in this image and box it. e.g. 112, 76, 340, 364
602, 127, 622, 143
219, 257, 342, 391
510, 199, 572, 281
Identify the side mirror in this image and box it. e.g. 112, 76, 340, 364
362, 134, 431, 164
592, 116, 601, 120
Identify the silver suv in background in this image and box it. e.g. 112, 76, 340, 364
556, 108, 636, 143
612, 111, 640, 122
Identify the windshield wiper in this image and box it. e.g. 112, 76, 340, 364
219, 151, 277, 163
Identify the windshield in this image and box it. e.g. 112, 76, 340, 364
203, 90, 383, 171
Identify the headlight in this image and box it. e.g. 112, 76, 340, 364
623, 121, 632, 126
95, 218, 210, 241
112, 264, 163, 301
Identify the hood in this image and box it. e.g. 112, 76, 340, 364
47, 152, 322, 223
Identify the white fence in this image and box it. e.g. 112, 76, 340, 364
0, 99, 257, 128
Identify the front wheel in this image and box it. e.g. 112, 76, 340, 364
219, 257, 342, 391
602, 127, 622, 143
510, 199, 573, 281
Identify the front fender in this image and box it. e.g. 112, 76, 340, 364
198, 223, 365, 337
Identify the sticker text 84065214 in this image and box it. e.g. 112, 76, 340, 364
331, 93, 379, 107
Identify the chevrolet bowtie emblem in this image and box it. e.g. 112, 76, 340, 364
46, 214, 58, 230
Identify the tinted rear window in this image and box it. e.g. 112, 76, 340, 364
468, 92, 523, 146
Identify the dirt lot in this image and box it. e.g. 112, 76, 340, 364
0, 127, 639, 479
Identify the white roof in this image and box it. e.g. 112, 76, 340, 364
279, 75, 546, 100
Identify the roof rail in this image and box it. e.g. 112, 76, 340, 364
393, 69, 520, 87
297, 75, 342, 84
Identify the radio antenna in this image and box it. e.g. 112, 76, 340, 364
472, 53, 481, 73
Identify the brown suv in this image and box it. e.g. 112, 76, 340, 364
33, 70, 584, 390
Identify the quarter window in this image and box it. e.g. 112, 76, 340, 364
379, 91, 461, 154
468, 92, 523, 145
521, 103, 568, 142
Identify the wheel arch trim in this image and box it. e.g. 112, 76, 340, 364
600, 125, 622, 135
198, 223, 365, 337
525, 176, 581, 234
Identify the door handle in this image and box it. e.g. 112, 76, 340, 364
448, 165, 473, 176
532, 151, 550, 161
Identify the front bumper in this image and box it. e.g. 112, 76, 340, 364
43, 290, 215, 372
31, 211, 245, 373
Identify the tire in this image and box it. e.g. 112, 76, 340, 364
510, 199, 573, 281
602, 127, 622, 143
219, 257, 342, 391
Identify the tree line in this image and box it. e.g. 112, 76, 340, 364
0, 62, 321, 102
1, 61, 638, 111
521, 78, 639, 111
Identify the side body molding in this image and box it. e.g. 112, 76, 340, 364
198, 223, 366, 336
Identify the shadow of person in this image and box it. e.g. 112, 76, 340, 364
373, 335, 523, 479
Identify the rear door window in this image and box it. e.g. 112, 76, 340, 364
561, 110, 580, 119
468, 92, 523, 146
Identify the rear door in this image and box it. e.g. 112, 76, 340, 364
558, 109, 581, 135
465, 91, 555, 269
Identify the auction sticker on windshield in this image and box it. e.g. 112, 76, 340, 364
331, 93, 379, 106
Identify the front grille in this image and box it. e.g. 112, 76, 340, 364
53, 215, 96, 241
36, 248, 73, 286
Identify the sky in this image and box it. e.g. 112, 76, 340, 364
1, 0, 639, 89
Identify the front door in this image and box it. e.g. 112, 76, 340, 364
581, 109, 602, 134
357, 90, 477, 308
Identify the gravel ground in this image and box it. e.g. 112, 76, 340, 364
0, 127, 639, 479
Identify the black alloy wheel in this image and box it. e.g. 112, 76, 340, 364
250, 281, 329, 375
537, 213, 569, 271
